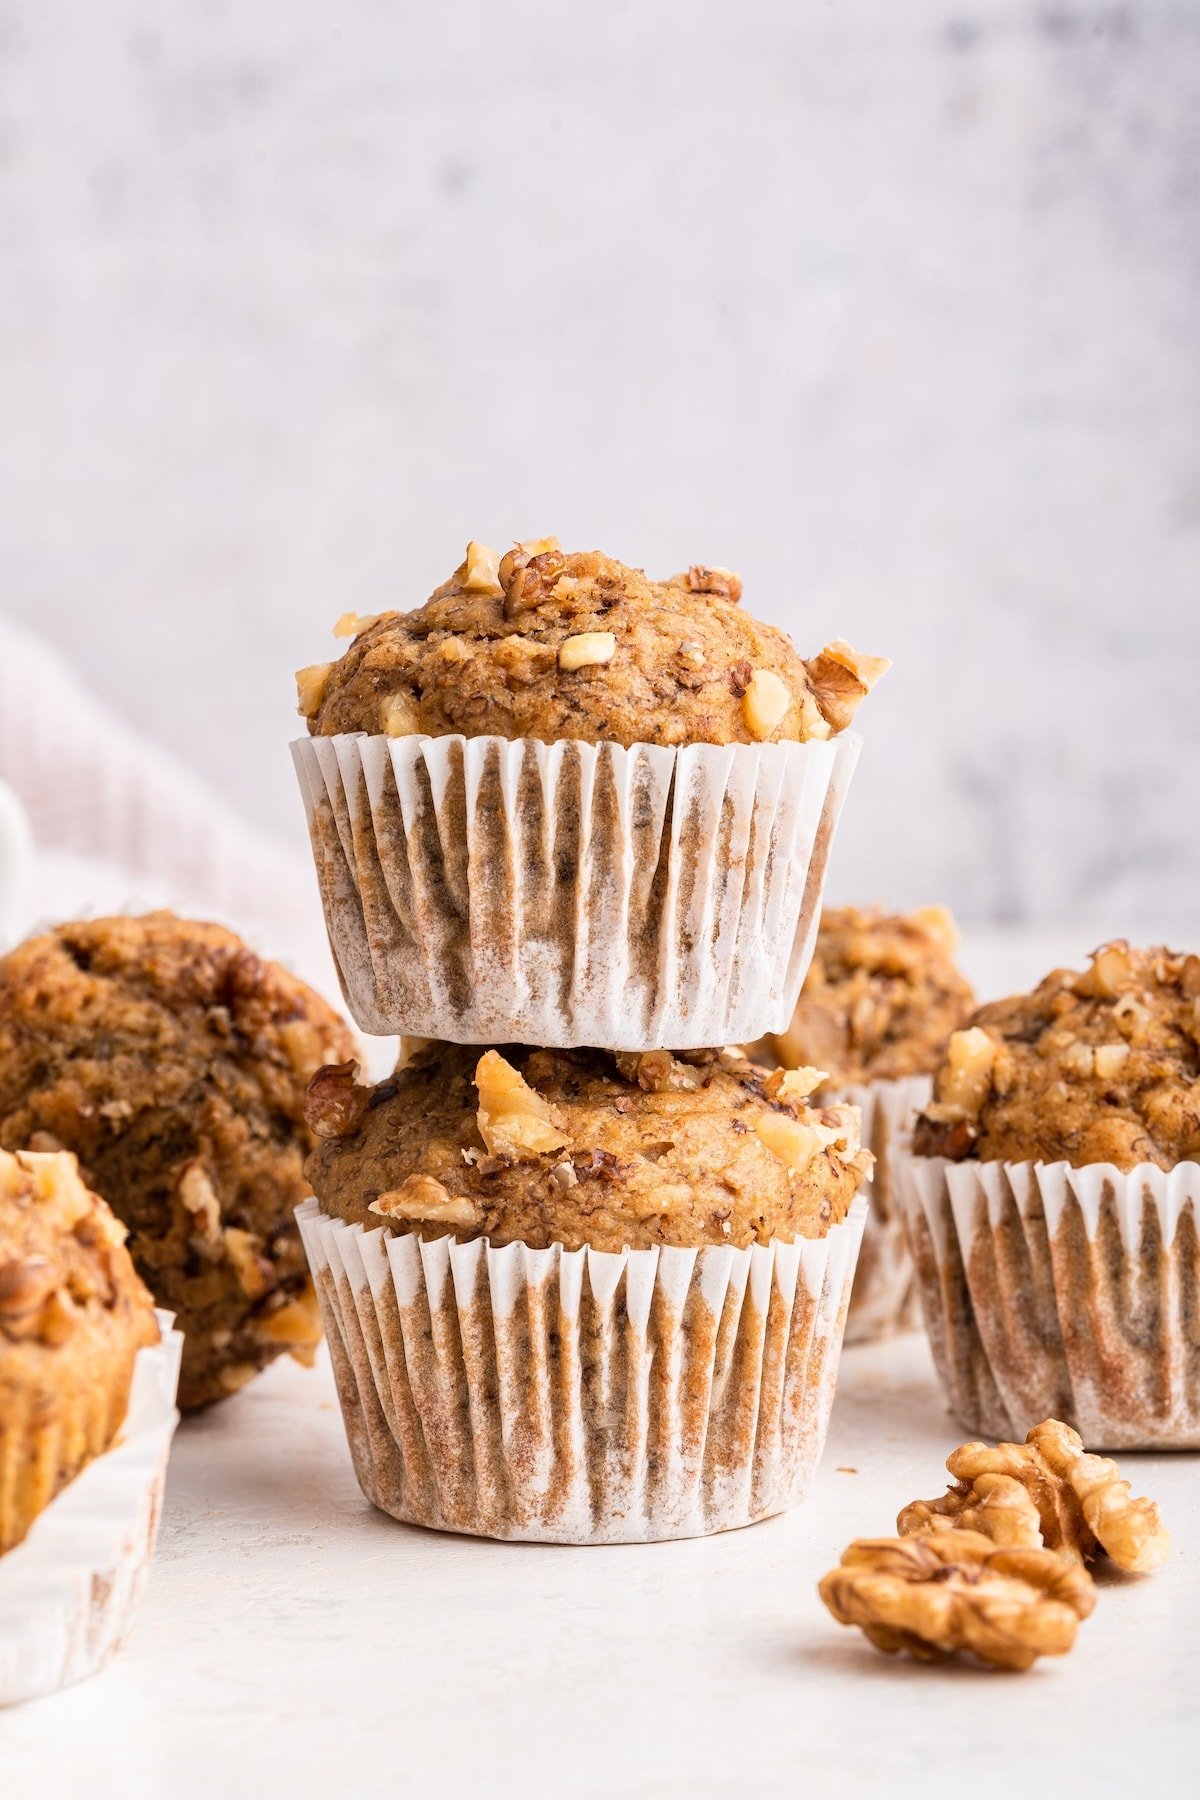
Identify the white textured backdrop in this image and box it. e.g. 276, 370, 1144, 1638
1, 0, 1197, 931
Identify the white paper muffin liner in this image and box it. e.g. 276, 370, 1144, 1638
297, 1194, 866, 1543
0, 1312, 182, 1706
292, 730, 861, 1049
894, 1150, 1200, 1449
836, 1075, 930, 1344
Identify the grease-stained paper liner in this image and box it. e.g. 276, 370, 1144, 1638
836, 1075, 930, 1344
292, 730, 861, 1049
298, 1195, 866, 1543
894, 1150, 1200, 1449
0, 1313, 182, 1706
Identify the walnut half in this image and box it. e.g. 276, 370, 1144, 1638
820, 1532, 1096, 1671
899, 1418, 1170, 1575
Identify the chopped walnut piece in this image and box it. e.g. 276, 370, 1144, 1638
1073, 941, 1135, 1000
1093, 1042, 1130, 1081
558, 631, 616, 672
763, 1065, 826, 1103
742, 669, 791, 740
922, 1025, 996, 1124
178, 1161, 222, 1243
499, 538, 564, 616
295, 663, 333, 719
803, 639, 890, 734
475, 1050, 568, 1159
259, 1284, 323, 1361
223, 1227, 272, 1300
675, 565, 743, 603
615, 1050, 704, 1094
0, 1255, 64, 1340
819, 1532, 1096, 1671
333, 611, 381, 639
306, 1060, 371, 1139
371, 1174, 483, 1233
756, 1112, 824, 1172
549, 1161, 578, 1193
381, 693, 421, 737
460, 541, 504, 596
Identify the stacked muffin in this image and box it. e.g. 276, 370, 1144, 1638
755, 905, 974, 1340
292, 539, 888, 1541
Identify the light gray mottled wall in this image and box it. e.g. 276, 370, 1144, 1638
1, 0, 1198, 929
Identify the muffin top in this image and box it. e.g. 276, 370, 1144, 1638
0, 912, 355, 1409
912, 942, 1200, 1171
305, 1042, 871, 1252
0, 1146, 158, 1366
298, 539, 888, 749
761, 905, 975, 1087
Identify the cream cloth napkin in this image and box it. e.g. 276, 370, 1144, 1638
0, 610, 336, 997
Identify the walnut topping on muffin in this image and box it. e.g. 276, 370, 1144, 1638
305, 1043, 871, 1253
756, 905, 975, 1088
912, 941, 1200, 1170
299, 542, 888, 749
0, 1147, 159, 1554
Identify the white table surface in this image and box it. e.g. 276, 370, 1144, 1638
4, 926, 1197, 1797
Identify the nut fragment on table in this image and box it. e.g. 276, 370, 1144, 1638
819, 1532, 1096, 1671
899, 1418, 1170, 1573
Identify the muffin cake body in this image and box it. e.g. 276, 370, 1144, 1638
308, 1043, 868, 1250
0, 1147, 158, 1553
293, 539, 888, 1048
298, 1042, 869, 1542
897, 942, 1200, 1447
757, 905, 974, 1340
0, 913, 355, 1410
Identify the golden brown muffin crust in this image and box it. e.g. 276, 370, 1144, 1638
306, 1043, 871, 1252
299, 541, 887, 749
0, 913, 355, 1409
912, 942, 1200, 1171
758, 905, 975, 1087
0, 1148, 159, 1553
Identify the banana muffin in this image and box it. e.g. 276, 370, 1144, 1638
0, 913, 355, 1410
912, 941, 1200, 1168
1, 1147, 159, 1553
292, 538, 889, 1049
306, 1042, 871, 1250
761, 905, 974, 1086
897, 942, 1200, 1447
298, 542, 888, 749
298, 1042, 871, 1542
754, 905, 974, 1342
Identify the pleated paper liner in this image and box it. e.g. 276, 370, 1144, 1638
298, 1195, 867, 1544
0, 1312, 182, 1706
292, 730, 860, 1049
894, 1150, 1200, 1448
836, 1075, 930, 1344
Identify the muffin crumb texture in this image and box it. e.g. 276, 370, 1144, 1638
0, 913, 355, 1409
300, 540, 888, 748
758, 904, 974, 1087
914, 941, 1200, 1169
0, 1147, 159, 1553
306, 1043, 871, 1252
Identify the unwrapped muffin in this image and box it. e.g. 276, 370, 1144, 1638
292, 540, 888, 1048
896, 942, 1200, 1447
299, 1042, 870, 1542
0, 1147, 158, 1553
0, 913, 355, 1410
755, 905, 974, 1340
